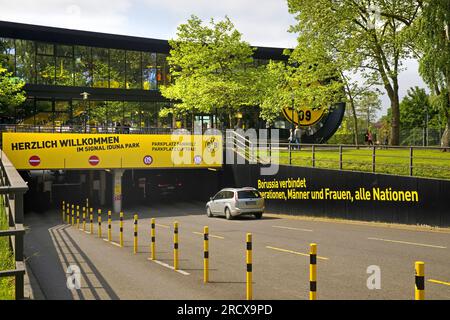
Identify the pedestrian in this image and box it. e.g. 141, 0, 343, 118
294, 125, 302, 150
364, 130, 369, 145
368, 130, 373, 146
288, 128, 294, 150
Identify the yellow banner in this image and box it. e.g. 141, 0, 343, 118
2, 133, 222, 170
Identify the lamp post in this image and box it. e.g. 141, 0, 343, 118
80, 92, 90, 133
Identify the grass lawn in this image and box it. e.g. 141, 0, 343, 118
0, 196, 14, 300
259, 147, 450, 180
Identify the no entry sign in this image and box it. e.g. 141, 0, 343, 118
88, 155, 100, 166
28, 155, 40, 167
143, 155, 153, 165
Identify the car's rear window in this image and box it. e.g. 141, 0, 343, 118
237, 190, 261, 199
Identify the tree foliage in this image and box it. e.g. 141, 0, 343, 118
286, 0, 422, 145
417, 0, 450, 147
0, 67, 26, 114
160, 15, 261, 128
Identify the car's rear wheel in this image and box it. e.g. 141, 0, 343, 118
254, 213, 263, 219
225, 207, 233, 220
206, 206, 213, 217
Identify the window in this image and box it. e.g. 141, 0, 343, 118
55, 45, 74, 86
0, 38, 16, 74
110, 49, 125, 88
36, 55, 55, 85
141, 102, 158, 127
156, 53, 169, 87
142, 52, 157, 90
237, 190, 261, 199
92, 47, 109, 88
15, 40, 35, 83
126, 51, 142, 89
74, 46, 93, 87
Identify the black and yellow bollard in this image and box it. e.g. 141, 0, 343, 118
204, 226, 209, 283
89, 208, 93, 234
71, 204, 75, 225
415, 261, 425, 300
66, 203, 70, 224
76, 205, 80, 229
107, 210, 112, 242
62, 201, 65, 223
82, 207, 86, 231
246, 233, 252, 300
119, 212, 124, 247
133, 214, 138, 254
86, 198, 89, 212
150, 218, 156, 260
98, 209, 102, 238
174, 221, 179, 270
310, 243, 317, 300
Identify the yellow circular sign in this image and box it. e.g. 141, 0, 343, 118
282, 106, 326, 127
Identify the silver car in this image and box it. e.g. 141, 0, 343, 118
206, 187, 265, 220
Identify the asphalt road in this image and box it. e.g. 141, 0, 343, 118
24, 201, 450, 300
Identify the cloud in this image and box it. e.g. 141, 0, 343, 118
0, 0, 132, 34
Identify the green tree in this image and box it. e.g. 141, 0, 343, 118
417, 0, 450, 148
356, 90, 382, 129
161, 15, 261, 129
0, 67, 26, 116
399, 86, 435, 129
287, 0, 422, 145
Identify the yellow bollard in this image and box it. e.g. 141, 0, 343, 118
89, 208, 93, 234
310, 243, 317, 300
150, 218, 156, 260
107, 210, 112, 242
119, 212, 124, 247
66, 203, 70, 224
204, 226, 209, 283
246, 233, 252, 300
82, 207, 86, 231
174, 221, 179, 270
62, 201, 65, 223
133, 214, 138, 254
76, 205, 80, 229
98, 209, 102, 238
86, 198, 89, 212
415, 261, 425, 300
71, 204, 75, 225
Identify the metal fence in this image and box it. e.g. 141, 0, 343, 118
255, 143, 450, 180
0, 150, 28, 300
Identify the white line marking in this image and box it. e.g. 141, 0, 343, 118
272, 225, 313, 232
367, 237, 446, 249
110, 242, 122, 247
156, 223, 170, 229
266, 246, 329, 260
192, 231, 224, 239
148, 259, 190, 275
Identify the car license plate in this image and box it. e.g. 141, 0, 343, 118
246, 201, 256, 205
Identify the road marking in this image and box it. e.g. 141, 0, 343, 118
266, 246, 329, 260
428, 279, 450, 287
156, 223, 170, 229
192, 231, 224, 239
148, 259, 190, 275
272, 225, 313, 232
367, 237, 447, 249
109, 241, 122, 247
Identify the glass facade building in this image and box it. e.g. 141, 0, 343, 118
0, 20, 287, 130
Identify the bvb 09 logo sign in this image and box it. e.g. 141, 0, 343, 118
282, 106, 326, 127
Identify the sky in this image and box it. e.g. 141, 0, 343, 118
0, 0, 427, 119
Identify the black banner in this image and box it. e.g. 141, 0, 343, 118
226, 164, 450, 227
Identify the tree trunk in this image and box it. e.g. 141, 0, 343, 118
349, 97, 359, 146
441, 116, 450, 149
390, 94, 401, 145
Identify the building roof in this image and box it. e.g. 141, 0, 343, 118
0, 20, 288, 61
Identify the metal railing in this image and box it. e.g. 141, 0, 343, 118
0, 124, 176, 135
255, 142, 450, 180
0, 150, 28, 300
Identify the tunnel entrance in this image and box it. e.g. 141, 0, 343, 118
21, 168, 226, 213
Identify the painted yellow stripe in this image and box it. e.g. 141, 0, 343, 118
428, 279, 450, 286
266, 246, 329, 260
368, 237, 446, 249
156, 223, 170, 229
272, 225, 313, 232
193, 231, 224, 239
